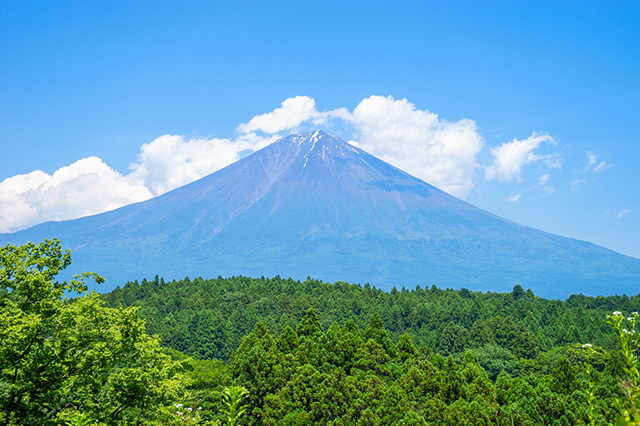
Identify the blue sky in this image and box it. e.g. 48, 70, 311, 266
1, 1, 639, 258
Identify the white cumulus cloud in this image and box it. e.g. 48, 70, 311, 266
128, 133, 275, 195
508, 194, 522, 202
236, 95, 485, 197
237, 96, 325, 134
485, 132, 558, 182
345, 96, 484, 197
0, 134, 277, 233
0, 157, 152, 233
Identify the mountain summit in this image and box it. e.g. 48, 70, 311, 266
2, 130, 639, 297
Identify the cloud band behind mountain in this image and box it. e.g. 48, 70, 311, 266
1, 95, 561, 233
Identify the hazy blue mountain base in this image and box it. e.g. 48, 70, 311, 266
2, 131, 639, 298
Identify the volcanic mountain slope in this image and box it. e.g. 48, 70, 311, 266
2, 131, 639, 298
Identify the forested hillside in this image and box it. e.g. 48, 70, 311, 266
4, 240, 640, 425
103, 275, 637, 367
98, 275, 640, 424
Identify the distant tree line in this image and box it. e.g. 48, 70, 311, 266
102, 274, 637, 367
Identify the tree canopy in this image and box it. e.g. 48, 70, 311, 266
3, 240, 639, 425
0, 240, 189, 425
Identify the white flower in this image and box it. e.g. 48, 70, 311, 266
582, 343, 592, 348
613, 311, 622, 316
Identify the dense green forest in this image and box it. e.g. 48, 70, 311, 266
3, 240, 640, 425
101, 274, 640, 424
103, 275, 637, 367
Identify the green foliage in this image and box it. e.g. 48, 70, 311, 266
8, 240, 637, 425
608, 311, 640, 425
57, 409, 101, 426
221, 386, 249, 426
102, 274, 640, 364
94, 271, 640, 424
511, 284, 526, 300
225, 310, 621, 425
0, 240, 189, 425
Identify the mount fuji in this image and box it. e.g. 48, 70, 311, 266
2, 131, 639, 298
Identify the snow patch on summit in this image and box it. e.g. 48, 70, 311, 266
298, 131, 357, 168
303, 139, 318, 168
322, 145, 331, 161
302, 131, 332, 168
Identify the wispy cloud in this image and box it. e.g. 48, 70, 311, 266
508, 194, 522, 202
604, 208, 631, 220
484, 132, 560, 182
538, 174, 550, 186
584, 152, 613, 173
537, 173, 556, 194
617, 208, 631, 219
